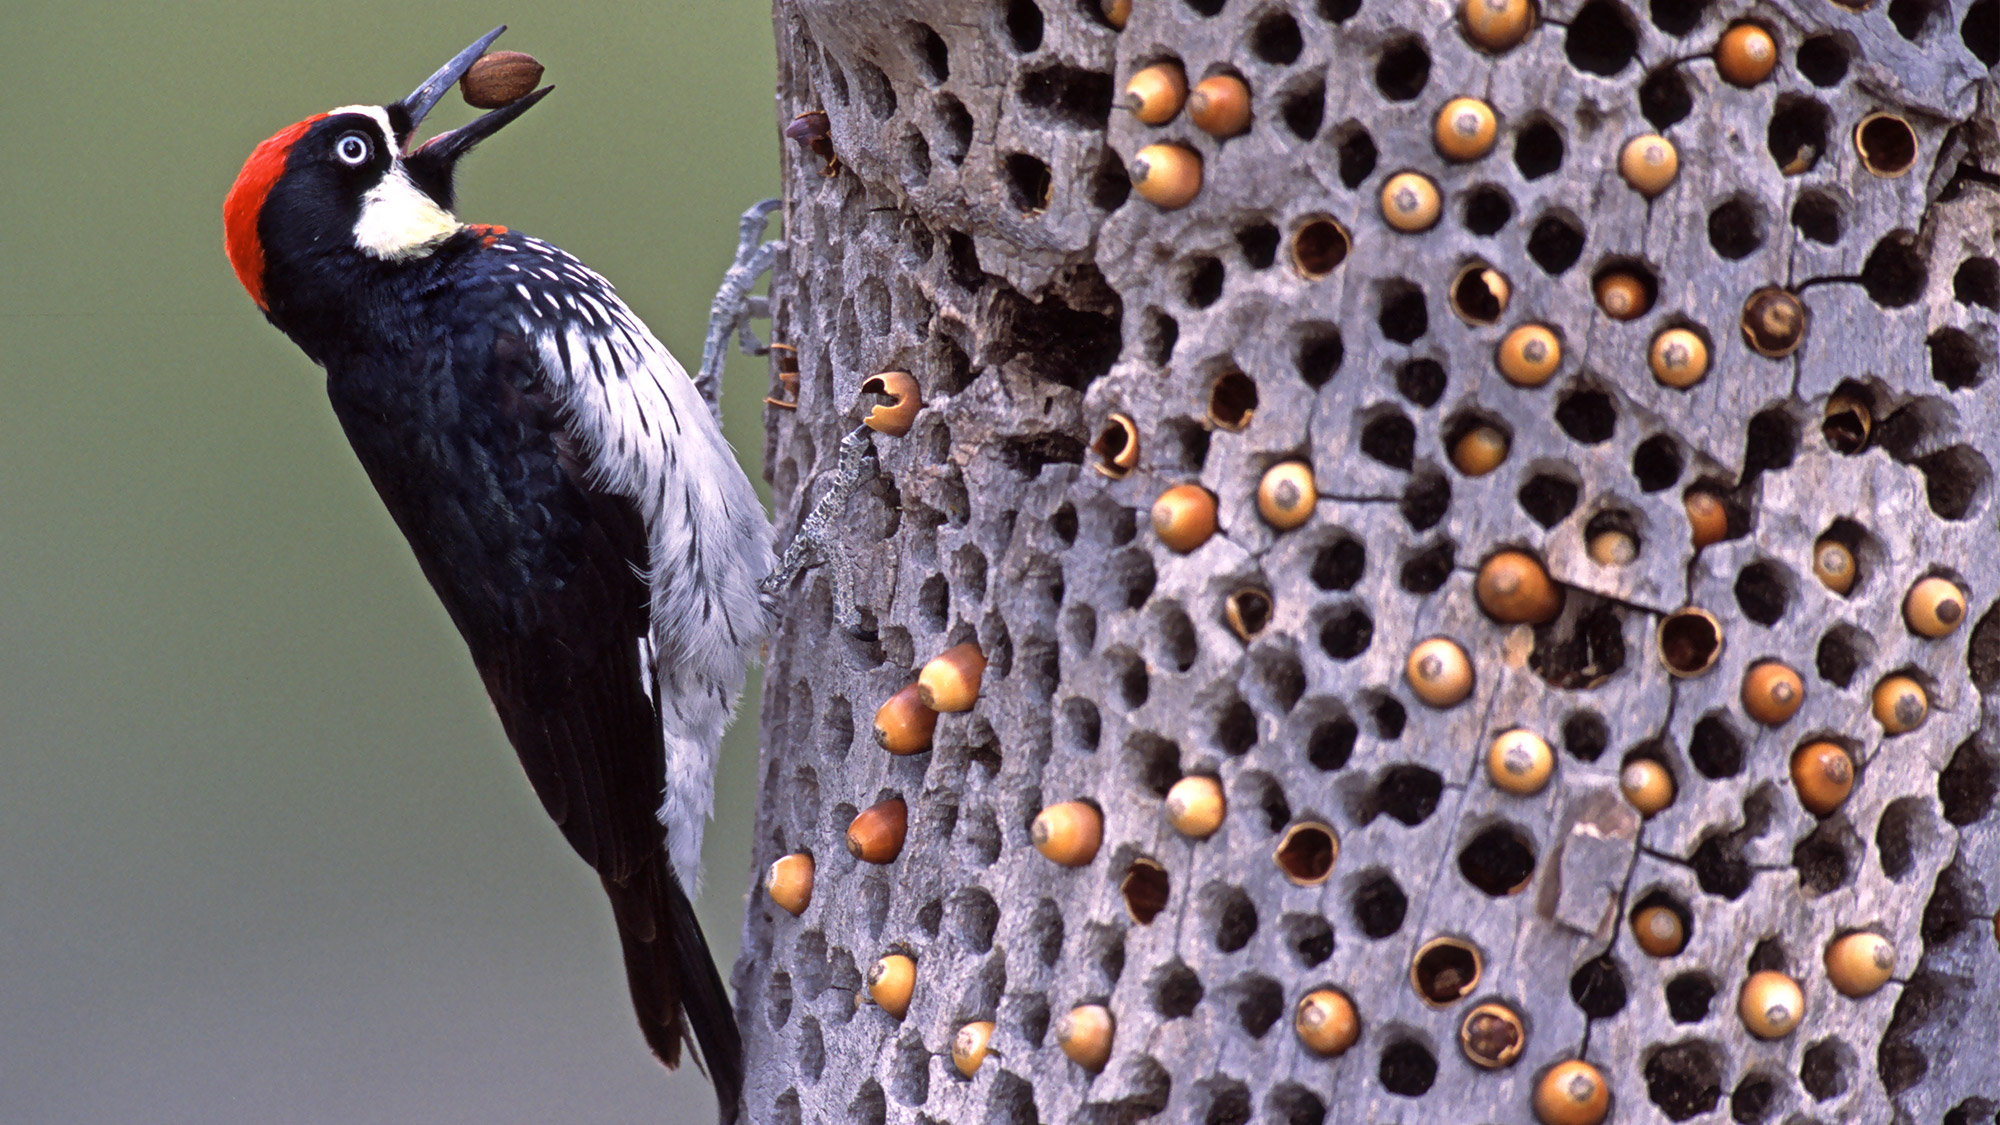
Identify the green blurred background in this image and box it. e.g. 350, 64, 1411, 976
2, 4, 777, 1121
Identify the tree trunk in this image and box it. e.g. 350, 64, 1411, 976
739, 0, 2000, 1120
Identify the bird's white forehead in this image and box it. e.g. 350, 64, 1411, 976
327, 104, 395, 141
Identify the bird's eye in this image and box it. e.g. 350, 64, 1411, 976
334, 133, 373, 166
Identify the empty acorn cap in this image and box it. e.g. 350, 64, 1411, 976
860, 371, 921, 437
1460, 1002, 1526, 1068
461, 50, 545, 109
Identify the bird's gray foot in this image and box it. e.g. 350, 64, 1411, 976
696, 199, 784, 423
761, 425, 880, 636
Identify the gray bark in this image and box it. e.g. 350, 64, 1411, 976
739, 0, 2000, 1120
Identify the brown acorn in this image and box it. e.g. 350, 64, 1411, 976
460, 50, 545, 109
1460, 0, 1536, 52
1487, 729, 1555, 795
952, 1020, 994, 1076
1100, 0, 1132, 28
1380, 172, 1442, 232
1650, 328, 1710, 388
1872, 674, 1928, 734
1187, 74, 1253, 137
873, 683, 938, 755
1789, 741, 1855, 816
1619, 134, 1679, 197
1904, 576, 1967, 638
1534, 1060, 1610, 1125
1151, 484, 1218, 552
1620, 758, 1675, 816
1295, 989, 1361, 1055
1739, 971, 1804, 1038
1123, 62, 1188, 125
1714, 23, 1779, 86
1435, 97, 1499, 161
1593, 271, 1652, 320
1742, 287, 1806, 357
1257, 461, 1316, 530
846, 799, 909, 864
1475, 550, 1562, 624
1452, 424, 1510, 476
1056, 1004, 1115, 1070
1407, 638, 1474, 707
918, 643, 986, 712
867, 953, 916, 1017
1824, 932, 1895, 998
1685, 491, 1729, 548
765, 853, 815, 916
1165, 775, 1226, 837
1131, 144, 1202, 209
1497, 324, 1561, 386
1632, 904, 1687, 956
1812, 538, 1857, 594
1032, 800, 1104, 866
1742, 661, 1805, 726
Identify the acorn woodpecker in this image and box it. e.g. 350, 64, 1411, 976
221, 28, 794, 1119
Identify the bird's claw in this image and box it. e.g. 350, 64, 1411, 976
697, 199, 785, 423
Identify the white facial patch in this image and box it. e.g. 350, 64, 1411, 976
327, 104, 461, 261
353, 165, 461, 260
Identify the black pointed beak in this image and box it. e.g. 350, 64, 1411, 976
391, 25, 507, 147
412, 85, 553, 165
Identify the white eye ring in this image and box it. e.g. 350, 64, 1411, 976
335, 133, 372, 166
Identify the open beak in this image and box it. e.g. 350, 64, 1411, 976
391, 25, 507, 149
393, 27, 552, 209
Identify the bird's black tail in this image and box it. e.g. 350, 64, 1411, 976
601, 855, 744, 1124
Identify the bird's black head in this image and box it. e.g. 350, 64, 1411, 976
224, 26, 549, 314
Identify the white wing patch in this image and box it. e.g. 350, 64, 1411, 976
507, 236, 775, 883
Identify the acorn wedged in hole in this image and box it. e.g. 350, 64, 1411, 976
766, 852, 815, 915
1825, 932, 1895, 997
860, 371, 921, 436
1033, 800, 1104, 866
1812, 537, 1857, 594
1715, 23, 1778, 86
1587, 529, 1637, 567
1165, 775, 1226, 837
1619, 134, 1679, 196
1460, 1002, 1526, 1068
874, 683, 938, 755
918, 642, 986, 712
1411, 936, 1483, 1007
1407, 638, 1474, 707
867, 953, 915, 1018
1381, 172, 1442, 232
1593, 271, 1651, 320
1294, 989, 1360, 1055
1274, 821, 1339, 884
460, 50, 545, 108
1452, 424, 1509, 476
1497, 324, 1561, 386
1650, 328, 1710, 388
847, 799, 908, 864
1534, 1060, 1610, 1125
1093, 413, 1141, 478
1823, 390, 1871, 453
1488, 729, 1554, 795
1657, 608, 1722, 677
1460, 0, 1536, 51
1257, 461, 1316, 530
1739, 971, 1804, 1038
1435, 97, 1498, 161
1632, 904, 1686, 956
1742, 287, 1806, 357
1790, 741, 1855, 815
1124, 62, 1187, 125
1188, 74, 1252, 137
1151, 483, 1217, 552
952, 1020, 994, 1076
1685, 491, 1729, 548
1056, 1004, 1114, 1070
1904, 576, 1966, 638
1224, 588, 1273, 642
1130, 143, 1201, 209
1476, 550, 1562, 624
1450, 263, 1511, 325
1620, 759, 1674, 816
1742, 661, 1805, 725
1100, 0, 1131, 28
1855, 112, 1919, 178
1872, 674, 1927, 734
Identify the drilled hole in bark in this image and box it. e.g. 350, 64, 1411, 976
1018, 64, 1113, 126
1268, 1084, 1326, 1125
1967, 0, 2000, 61
1791, 190, 1842, 243
1815, 626, 1869, 688
1888, 0, 1938, 38
1307, 714, 1357, 771
1237, 221, 1279, 268
1532, 601, 1628, 688
1518, 470, 1580, 527
1361, 411, 1417, 469
1457, 824, 1536, 894
1215, 695, 1258, 755
1632, 434, 1684, 491
1768, 97, 1830, 174
1461, 185, 1513, 235
1281, 81, 1325, 140
1352, 871, 1408, 937
1364, 764, 1442, 826
1202, 883, 1258, 952
1650, 0, 1707, 35
1374, 38, 1430, 99
1940, 737, 1998, 825
1708, 198, 1763, 259
1640, 67, 1691, 129
1400, 469, 1450, 530
1570, 953, 1628, 1018
1318, 603, 1374, 660
1298, 326, 1344, 387
1793, 817, 1857, 895
1929, 327, 1985, 390
1379, 1040, 1437, 1095
1861, 232, 1926, 305
1378, 284, 1428, 343
1005, 0, 1044, 50
1514, 119, 1565, 179
1126, 730, 1180, 797
1123, 859, 1170, 923
1528, 212, 1584, 274
1202, 1079, 1251, 1125
1800, 1039, 1852, 1101
1568, 1, 1639, 72
1563, 710, 1610, 762
1337, 123, 1377, 187
1913, 444, 1990, 519
1398, 539, 1454, 594
1690, 714, 1745, 777
1734, 559, 1793, 625
1665, 973, 1716, 1022
1396, 358, 1446, 405
1645, 1040, 1723, 1121
1741, 407, 1799, 484
1731, 1074, 1777, 1123
1556, 388, 1617, 444
1232, 976, 1284, 1039
1251, 9, 1304, 61
1691, 830, 1754, 899
1151, 959, 1203, 1018
1796, 34, 1849, 84
1311, 534, 1365, 590
1283, 913, 1335, 966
